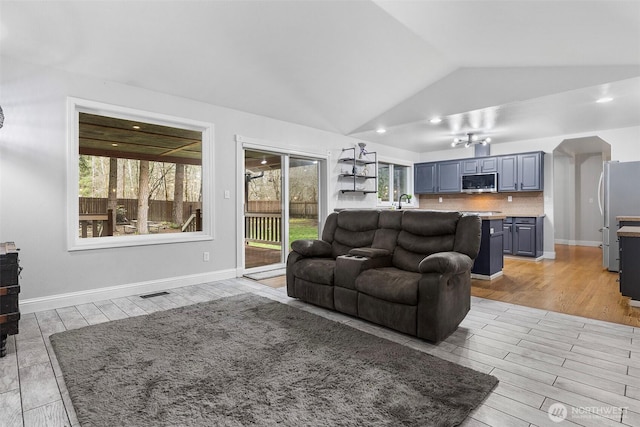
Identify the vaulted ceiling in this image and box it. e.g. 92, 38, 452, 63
1, 0, 639, 152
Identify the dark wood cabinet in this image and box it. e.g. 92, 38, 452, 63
0, 242, 20, 357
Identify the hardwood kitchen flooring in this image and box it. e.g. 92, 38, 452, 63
2, 278, 640, 426
471, 245, 640, 328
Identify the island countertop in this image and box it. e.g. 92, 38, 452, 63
617, 226, 640, 238
617, 216, 640, 222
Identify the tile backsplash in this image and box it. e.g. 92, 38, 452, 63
418, 192, 544, 216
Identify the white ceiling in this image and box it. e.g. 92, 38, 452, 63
1, 0, 639, 153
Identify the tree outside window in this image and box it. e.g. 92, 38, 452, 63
77, 112, 203, 238
378, 162, 411, 204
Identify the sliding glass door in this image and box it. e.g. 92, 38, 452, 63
243, 150, 321, 273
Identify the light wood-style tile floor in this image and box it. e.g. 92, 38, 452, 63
2, 278, 639, 426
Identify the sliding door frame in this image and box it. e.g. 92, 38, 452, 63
235, 135, 328, 276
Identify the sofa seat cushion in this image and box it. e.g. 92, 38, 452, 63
291, 258, 336, 285
355, 267, 420, 305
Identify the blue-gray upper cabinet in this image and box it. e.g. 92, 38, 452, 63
414, 161, 460, 193
438, 160, 462, 193
461, 157, 498, 174
498, 152, 544, 192
414, 162, 437, 194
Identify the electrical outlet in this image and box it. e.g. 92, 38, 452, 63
203, 252, 210, 262
508, 196, 513, 202
438, 197, 443, 203
224, 190, 230, 199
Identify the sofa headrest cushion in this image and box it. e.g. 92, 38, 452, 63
378, 210, 403, 229
402, 211, 461, 236
321, 212, 339, 242
337, 210, 380, 232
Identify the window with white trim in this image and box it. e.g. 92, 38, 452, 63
377, 161, 413, 206
67, 98, 214, 250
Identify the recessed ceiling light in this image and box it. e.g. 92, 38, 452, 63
132, 125, 141, 129
596, 97, 613, 103
376, 128, 386, 134
429, 118, 442, 124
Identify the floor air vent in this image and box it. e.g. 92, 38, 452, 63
140, 291, 170, 299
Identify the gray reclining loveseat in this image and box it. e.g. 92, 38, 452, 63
286, 209, 481, 342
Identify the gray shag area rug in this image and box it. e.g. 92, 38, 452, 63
50, 294, 497, 426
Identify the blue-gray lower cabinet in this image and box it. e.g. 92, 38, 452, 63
503, 216, 544, 258
472, 218, 504, 278
619, 232, 640, 301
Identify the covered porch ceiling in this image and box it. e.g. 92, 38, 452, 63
79, 113, 202, 166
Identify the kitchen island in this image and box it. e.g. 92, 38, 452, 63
617, 226, 640, 307
467, 213, 505, 280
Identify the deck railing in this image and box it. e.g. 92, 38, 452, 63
245, 213, 281, 245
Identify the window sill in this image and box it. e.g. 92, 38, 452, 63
68, 232, 213, 252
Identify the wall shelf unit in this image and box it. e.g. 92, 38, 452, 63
338, 147, 377, 194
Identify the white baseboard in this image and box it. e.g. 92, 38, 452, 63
543, 251, 556, 260
20, 269, 237, 314
471, 271, 504, 281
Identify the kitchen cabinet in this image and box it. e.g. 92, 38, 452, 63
503, 219, 513, 254
618, 227, 640, 303
414, 162, 436, 194
503, 216, 544, 258
498, 152, 543, 192
414, 151, 543, 194
437, 161, 461, 193
414, 161, 460, 193
472, 218, 504, 279
461, 157, 498, 174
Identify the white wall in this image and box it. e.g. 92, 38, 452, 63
553, 153, 604, 246
553, 154, 575, 243
0, 56, 415, 306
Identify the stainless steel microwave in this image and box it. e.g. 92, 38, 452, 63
461, 173, 498, 193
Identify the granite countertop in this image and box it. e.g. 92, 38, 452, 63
617, 226, 640, 238
617, 216, 640, 222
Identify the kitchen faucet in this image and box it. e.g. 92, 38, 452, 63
398, 193, 411, 209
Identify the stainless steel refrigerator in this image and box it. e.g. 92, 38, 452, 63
600, 160, 640, 271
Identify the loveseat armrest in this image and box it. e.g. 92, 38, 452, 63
348, 248, 390, 259
290, 239, 333, 258
418, 252, 473, 275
